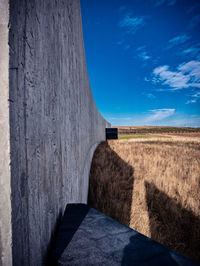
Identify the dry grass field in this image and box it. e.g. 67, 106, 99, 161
116, 126, 200, 134
88, 134, 200, 263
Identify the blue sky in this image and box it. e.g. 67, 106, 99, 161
80, 0, 200, 127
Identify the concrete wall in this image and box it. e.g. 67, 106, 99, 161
0, 0, 12, 265
0, 0, 110, 265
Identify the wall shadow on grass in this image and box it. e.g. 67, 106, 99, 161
145, 181, 200, 263
88, 141, 134, 226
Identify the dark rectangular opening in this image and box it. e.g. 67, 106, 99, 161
106, 128, 118, 140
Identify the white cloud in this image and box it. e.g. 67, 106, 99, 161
178, 61, 200, 81
138, 51, 151, 61
194, 91, 200, 97
168, 34, 191, 48
186, 91, 200, 104
153, 65, 190, 89
146, 109, 175, 122
152, 60, 200, 90
136, 46, 151, 61
119, 15, 145, 34
186, 99, 197, 104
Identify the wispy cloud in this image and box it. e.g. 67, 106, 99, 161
153, 65, 190, 89
186, 92, 200, 104
144, 76, 150, 82
179, 61, 200, 81
117, 40, 124, 45
138, 51, 151, 61
117, 40, 131, 50
124, 44, 131, 50
155, 0, 176, 7
136, 46, 151, 61
119, 14, 145, 34
136, 45, 145, 51
146, 108, 175, 122
182, 45, 200, 59
168, 34, 191, 48
188, 14, 200, 29
105, 112, 200, 127
152, 60, 200, 90
144, 93, 156, 99
106, 109, 175, 126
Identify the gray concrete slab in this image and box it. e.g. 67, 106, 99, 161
52, 204, 199, 266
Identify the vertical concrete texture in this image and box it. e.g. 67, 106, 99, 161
0, 0, 12, 265
0, 0, 110, 265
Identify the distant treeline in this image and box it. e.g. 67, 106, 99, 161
118, 127, 200, 134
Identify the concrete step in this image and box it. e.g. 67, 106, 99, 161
51, 204, 199, 266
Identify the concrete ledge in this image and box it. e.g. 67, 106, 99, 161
51, 204, 199, 266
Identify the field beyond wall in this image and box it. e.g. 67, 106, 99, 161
88, 131, 200, 263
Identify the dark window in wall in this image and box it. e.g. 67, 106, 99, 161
106, 128, 118, 140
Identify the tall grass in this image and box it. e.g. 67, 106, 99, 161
88, 137, 200, 263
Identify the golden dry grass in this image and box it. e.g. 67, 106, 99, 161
88, 135, 200, 263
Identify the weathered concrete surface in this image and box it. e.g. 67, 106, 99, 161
52, 204, 199, 266
0, 0, 110, 265
0, 0, 12, 265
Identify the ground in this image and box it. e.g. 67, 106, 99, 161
89, 130, 200, 263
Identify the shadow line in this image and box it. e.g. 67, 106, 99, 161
47, 204, 90, 265
88, 141, 134, 226
145, 181, 200, 264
